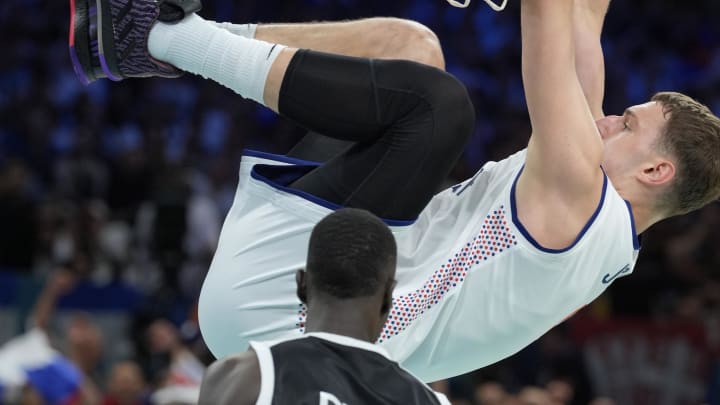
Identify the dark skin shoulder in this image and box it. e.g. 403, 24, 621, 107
199, 349, 261, 405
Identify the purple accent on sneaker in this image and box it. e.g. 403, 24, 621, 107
99, 0, 182, 79
87, 5, 108, 79
69, 46, 91, 86
99, 52, 123, 81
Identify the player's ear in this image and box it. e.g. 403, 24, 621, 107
380, 280, 396, 315
640, 158, 675, 187
296, 269, 307, 304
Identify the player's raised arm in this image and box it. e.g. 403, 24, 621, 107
521, 0, 603, 178
573, 0, 611, 119
516, 0, 606, 249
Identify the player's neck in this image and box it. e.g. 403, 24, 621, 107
625, 196, 664, 234
616, 180, 664, 234
304, 300, 381, 343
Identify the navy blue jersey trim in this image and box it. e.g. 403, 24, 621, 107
510, 167, 608, 254
246, 152, 417, 227
624, 200, 641, 250
243, 149, 322, 166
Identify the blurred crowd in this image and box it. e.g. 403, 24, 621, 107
1, 0, 720, 404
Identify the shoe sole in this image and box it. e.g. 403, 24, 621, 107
96, 0, 123, 81
69, 0, 96, 85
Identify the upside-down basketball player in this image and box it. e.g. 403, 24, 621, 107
69, 0, 720, 381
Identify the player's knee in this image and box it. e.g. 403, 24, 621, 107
375, 59, 474, 151
369, 17, 445, 70
426, 73, 476, 150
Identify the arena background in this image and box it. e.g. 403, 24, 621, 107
1, 0, 719, 404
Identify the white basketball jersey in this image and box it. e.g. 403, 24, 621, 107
199, 149, 640, 382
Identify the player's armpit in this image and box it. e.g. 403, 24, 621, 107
199, 350, 261, 405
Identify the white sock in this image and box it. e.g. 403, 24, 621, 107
211, 21, 257, 39
148, 14, 283, 104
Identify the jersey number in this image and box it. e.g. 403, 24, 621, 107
319, 391, 348, 405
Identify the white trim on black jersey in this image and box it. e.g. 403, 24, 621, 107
250, 332, 392, 405
303, 332, 393, 359
249, 333, 450, 405
251, 341, 275, 405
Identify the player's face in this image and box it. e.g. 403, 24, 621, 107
596, 101, 669, 182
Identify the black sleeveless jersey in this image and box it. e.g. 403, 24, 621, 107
250, 333, 448, 405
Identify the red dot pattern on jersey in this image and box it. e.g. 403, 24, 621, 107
296, 206, 517, 338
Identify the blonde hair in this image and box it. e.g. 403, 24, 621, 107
652, 92, 720, 216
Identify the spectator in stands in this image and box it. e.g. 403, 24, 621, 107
0, 161, 37, 272
475, 381, 510, 405
31, 269, 103, 404
101, 361, 149, 405
146, 319, 205, 388
0, 328, 85, 405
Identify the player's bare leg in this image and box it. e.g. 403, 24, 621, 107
215, 18, 445, 70
261, 48, 296, 112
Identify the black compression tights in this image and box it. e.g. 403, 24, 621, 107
279, 49, 475, 221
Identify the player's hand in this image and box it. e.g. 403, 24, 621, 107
446, 0, 470, 8
47, 269, 78, 296
446, 0, 508, 12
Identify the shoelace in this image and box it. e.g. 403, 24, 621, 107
446, 0, 508, 11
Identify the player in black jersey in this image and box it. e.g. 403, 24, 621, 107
198, 208, 448, 405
